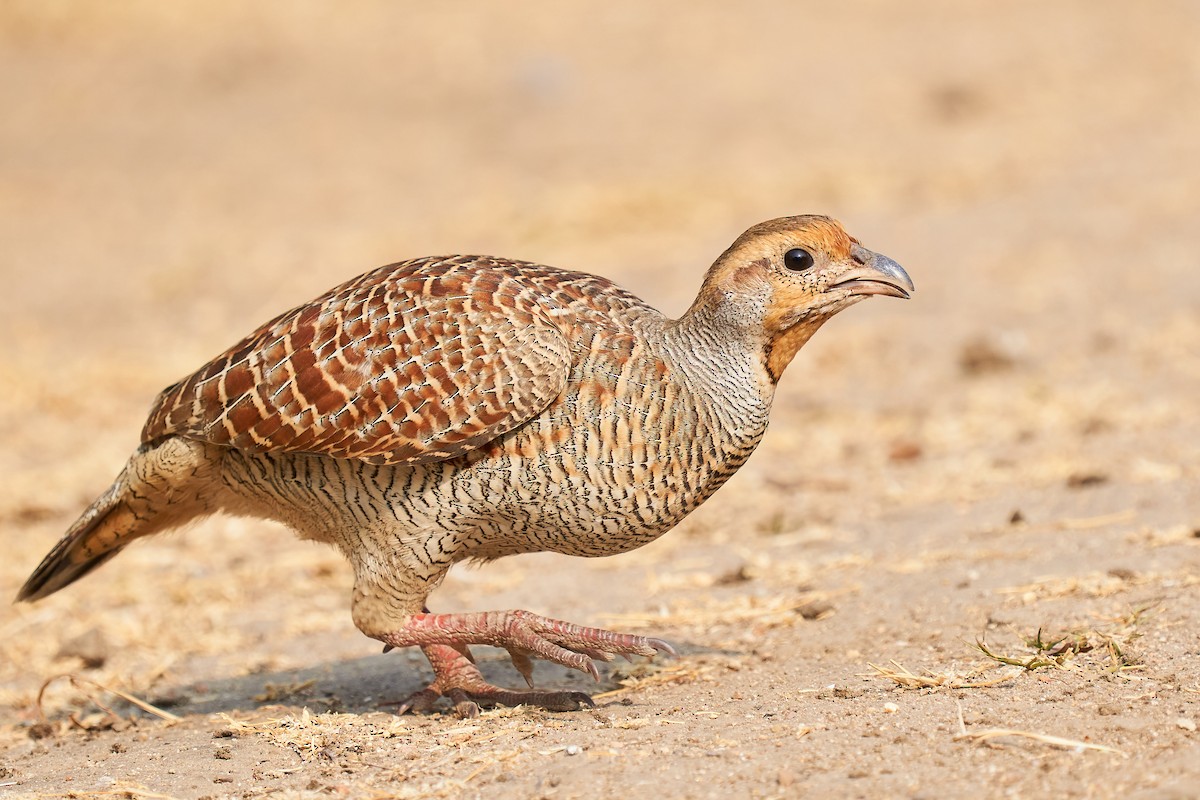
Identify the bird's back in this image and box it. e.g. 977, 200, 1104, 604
143, 255, 663, 467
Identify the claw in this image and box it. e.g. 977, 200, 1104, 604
563, 692, 597, 710
382, 644, 395, 654
452, 642, 476, 664
528, 691, 595, 712
507, 649, 536, 688
647, 638, 677, 658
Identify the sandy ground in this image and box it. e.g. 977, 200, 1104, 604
1, 2, 1198, 798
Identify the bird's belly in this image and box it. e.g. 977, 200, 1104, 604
450, 462, 683, 560
217, 387, 765, 568
444, 419, 748, 560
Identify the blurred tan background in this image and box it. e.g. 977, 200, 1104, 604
2, 3, 1198, 798
3, 1, 1196, 503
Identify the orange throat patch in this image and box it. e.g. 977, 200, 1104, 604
764, 317, 826, 383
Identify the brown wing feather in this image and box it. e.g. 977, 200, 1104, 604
142, 256, 573, 464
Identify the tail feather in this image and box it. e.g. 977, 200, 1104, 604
17, 483, 131, 603
17, 438, 223, 604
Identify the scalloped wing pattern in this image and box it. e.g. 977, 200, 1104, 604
142, 256, 578, 465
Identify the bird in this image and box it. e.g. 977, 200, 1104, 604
17, 215, 912, 717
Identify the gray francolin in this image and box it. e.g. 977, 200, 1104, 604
18, 215, 912, 716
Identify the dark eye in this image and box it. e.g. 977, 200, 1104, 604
783, 248, 814, 272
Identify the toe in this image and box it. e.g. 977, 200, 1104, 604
446, 688, 481, 718
396, 687, 441, 715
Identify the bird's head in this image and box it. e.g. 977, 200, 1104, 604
687, 215, 914, 382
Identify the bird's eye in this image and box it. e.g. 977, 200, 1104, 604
783, 248, 815, 272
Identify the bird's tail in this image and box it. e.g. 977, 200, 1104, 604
16, 437, 221, 603
16, 477, 137, 602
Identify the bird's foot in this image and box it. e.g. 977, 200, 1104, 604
395, 643, 595, 718
378, 608, 675, 682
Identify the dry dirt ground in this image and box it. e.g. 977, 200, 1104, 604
1, 3, 1198, 799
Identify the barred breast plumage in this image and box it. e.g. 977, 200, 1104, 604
19, 215, 913, 717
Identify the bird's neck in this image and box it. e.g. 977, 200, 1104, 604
674, 282, 836, 385
663, 300, 778, 445
670, 288, 776, 389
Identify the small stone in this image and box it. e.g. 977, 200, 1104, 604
27, 722, 55, 740
214, 746, 233, 760
888, 440, 922, 462
796, 600, 834, 620
564, 744, 582, 756
959, 337, 1016, 375
714, 564, 752, 585
1176, 718, 1197, 732
149, 689, 189, 708
55, 627, 110, 669
1066, 472, 1108, 489
883, 703, 899, 713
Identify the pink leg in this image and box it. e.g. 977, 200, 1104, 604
381, 609, 675, 715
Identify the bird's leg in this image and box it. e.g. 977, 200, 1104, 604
395, 642, 596, 718
380, 609, 675, 715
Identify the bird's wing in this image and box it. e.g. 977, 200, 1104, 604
141, 258, 573, 465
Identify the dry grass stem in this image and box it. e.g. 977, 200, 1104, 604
955, 728, 1124, 755
974, 612, 1147, 676
973, 638, 1064, 671
36, 674, 181, 726
593, 662, 712, 700
868, 660, 1018, 689
1057, 509, 1137, 531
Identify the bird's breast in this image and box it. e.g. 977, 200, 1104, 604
446, 341, 772, 559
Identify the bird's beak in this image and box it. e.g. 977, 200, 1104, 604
831, 245, 915, 300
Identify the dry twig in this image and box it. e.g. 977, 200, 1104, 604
955, 727, 1124, 755
36, 674, 181, 729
